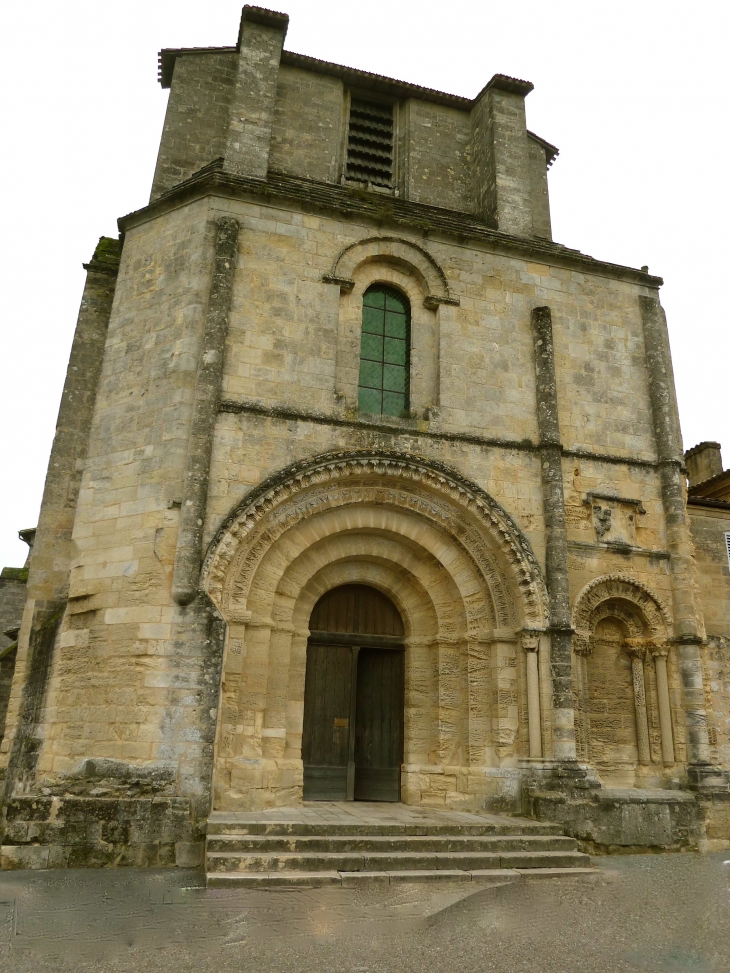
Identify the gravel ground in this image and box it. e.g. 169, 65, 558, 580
0, 854, 727, 972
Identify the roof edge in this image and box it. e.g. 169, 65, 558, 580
117, 163, 664, 289
157, 46, 533, 113
527, 130, 560, 167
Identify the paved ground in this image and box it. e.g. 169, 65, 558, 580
0, 852, 727, 972
207, 801, 557, 829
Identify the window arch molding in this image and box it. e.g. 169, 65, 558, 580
326, 235, 455, 307
330, 258, 444, 420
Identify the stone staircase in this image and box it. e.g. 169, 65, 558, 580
206, 804, 593, 887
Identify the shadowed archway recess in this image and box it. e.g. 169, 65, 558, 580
201, 450, 550, 812
303, 584, 406, 803
571, 574, 678, 781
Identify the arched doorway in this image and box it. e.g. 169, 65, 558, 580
302, 584, 405, 802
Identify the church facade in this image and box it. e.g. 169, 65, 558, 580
2, 5, 730, 870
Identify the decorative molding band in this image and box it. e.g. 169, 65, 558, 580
201, 448, 550, 629
584, 492, 646, 514
218, 399, 664, 471
118, 165, 663, 290
568, 540, 670, 560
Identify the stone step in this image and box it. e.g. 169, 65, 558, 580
205, 818, 565, 838
206, 866, 600, 888
206, 833, 579, 854
206, 848, 591, 874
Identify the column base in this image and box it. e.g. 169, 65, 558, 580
686, 763, 729, 792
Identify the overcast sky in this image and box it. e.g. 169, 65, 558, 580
1, 0, 728, 568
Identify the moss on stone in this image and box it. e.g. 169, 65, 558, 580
1, 567, 28, 582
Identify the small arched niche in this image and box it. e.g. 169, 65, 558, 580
303, 584, 405, 803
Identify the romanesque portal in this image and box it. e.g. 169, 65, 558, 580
203, 453, 550, 813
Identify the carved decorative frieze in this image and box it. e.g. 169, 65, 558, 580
202, 450, 550, 629
572, 574, 672, 648
584, 492, 646, 547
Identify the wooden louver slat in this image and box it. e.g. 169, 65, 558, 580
346, 98, 393, 188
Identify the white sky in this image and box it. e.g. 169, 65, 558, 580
1, 0, 728, 569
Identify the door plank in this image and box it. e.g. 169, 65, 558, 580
354, 648, 404, 801
302, 643, 352, 800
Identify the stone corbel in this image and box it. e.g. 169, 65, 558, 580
423, 294, 461, 310
322, 274, 355, 293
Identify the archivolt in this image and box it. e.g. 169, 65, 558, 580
572, 574, 672, 648
201, 450, 548, 629
324, 236, 457, 307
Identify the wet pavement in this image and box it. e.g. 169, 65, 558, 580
0, 852, 727, 972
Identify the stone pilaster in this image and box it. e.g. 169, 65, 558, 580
638, 295, 717, 778
223, 6, 288, 179
471, 75, 535, 237
173, 218, 240, 606
530, 306, 575, 761
2, 237, 121, 793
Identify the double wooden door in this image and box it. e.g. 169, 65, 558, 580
302, 641, 405, 802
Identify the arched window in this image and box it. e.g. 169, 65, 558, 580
358, 285, 410, 417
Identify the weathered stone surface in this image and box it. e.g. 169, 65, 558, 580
2, 7, 729, 871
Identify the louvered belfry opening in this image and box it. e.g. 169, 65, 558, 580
345, 98, 394, 188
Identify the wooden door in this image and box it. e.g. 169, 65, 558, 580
354, 648, 404, 801
302, 585, 405, 802
301, 642, 353, 800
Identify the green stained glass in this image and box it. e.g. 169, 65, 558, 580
359, 286, 410, 417
359, 359, 383, 389
384, 337, 405, 365
385, 292, 406, 312
383, 391, 405, 416
363, 289, 385, 309
360, 332, 383, 361
383, 363, 406, 392
362, 305, 384, 334
359, 386, 382, 413
384, 312, 406, 338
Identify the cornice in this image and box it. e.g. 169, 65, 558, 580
118, 163, 663, 289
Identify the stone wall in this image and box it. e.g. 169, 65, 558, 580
5, 189, 677, 809
688, 504, 730, 637
153, 23, 552, 235
399, 100, 472, 212
3, 8, 726, 866
268, 65, 344, 184
150, 52, 237, 201
0, 572, 26, 655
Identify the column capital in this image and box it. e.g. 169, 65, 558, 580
573, 632, 592, 657
520, 630, 542, 652
649, 641, 670, 658
623, 637, 648, 660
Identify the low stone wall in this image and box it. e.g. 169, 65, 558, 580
1, 795, 204, 870
527, 787, 703, 853
402, 765, 523, 813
